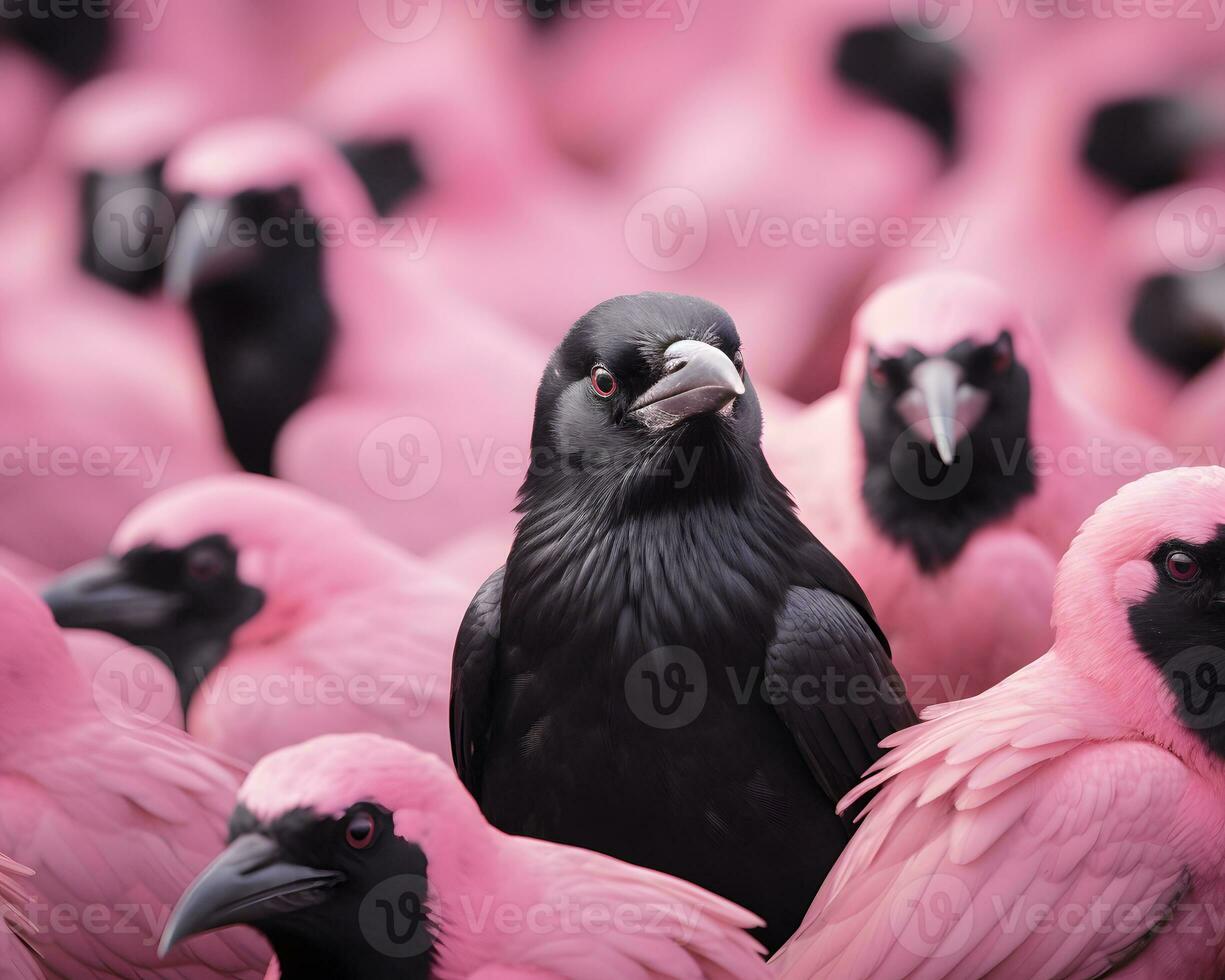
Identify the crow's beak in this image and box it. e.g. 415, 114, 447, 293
160, 834, 343, 956
164, 195, 248, 301
42, 557, 183, 634
630, 340, 745, 425
896, 358, 988, 466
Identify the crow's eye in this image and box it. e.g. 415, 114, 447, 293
186, 549, 226, 583
1165, 550, 1201, 584
991, 335, 1014, 374
591, 366, 618, 398
867, 357, 889, 389
345, 811, 377, 850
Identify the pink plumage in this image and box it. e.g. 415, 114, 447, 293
772, 466, 1225, 979
0, 570, 270, 976
96, 474, 469, 764
621, 0, 946, 400
0, 855, 40, 980
768, 272, 1157, 704
163, 117, 547, 552
167, 732, 770, 979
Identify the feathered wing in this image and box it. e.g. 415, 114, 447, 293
771, 658, 1201, 980
1, 710, 269, 978
451, 566, 506, 798
0, 856, 41, 980
482, 838, 769, 980
765, 584, 918, 823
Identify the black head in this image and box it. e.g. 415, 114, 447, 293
166, 183, 335, 475
1128, 528, 1225, 758
42, 534, 264, 714
834, 23, 961, 157
161, 804, 434, 980
1082, 95, 1210, 196
78, 157, 177, 294
337, 137, 426, 217
519, 293, 759, 518
1129, 269, 1225, 381
858, 331, 1036, 571
0, 0, 112, 80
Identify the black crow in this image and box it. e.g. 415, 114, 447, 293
451, 292, 917, 953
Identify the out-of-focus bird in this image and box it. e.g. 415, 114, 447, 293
0, 570, 270, 976
302, 25, 646, 347
43, 474, 469, 765
0, 856, 40, 980
621, 0, 952, 400
162, 118, 546, 551
451, 293, 917, 953
0, 73, 236, 570
63, 627, 186, 731
768, 273, 1158, 704
161, 732, 771, 980
772, 465, 1225, 980
872, 18, 1225, 341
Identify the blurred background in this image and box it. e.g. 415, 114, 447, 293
1, 0, 1224, 585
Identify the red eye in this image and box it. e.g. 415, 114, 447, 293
991, 335, 1014, 374
867, 360, 889, 388
345, 811, 377, 850
1165, 551, 1201, 583
591, 366, 618, 398
186, 549, 225, 582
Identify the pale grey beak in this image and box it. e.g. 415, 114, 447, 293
630, 340, 745, 425
164, 196, 247, 301
895, 358, 989, 466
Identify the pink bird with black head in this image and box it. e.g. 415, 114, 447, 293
773, 466, 1225, 979
622, 0, 952, 401
162, 117, 547, 552
0, 570, 270, 976
768, 272, 1157, 705
42, 474, 469, 765
302, 23, 646, 347
161, 733, 770, 980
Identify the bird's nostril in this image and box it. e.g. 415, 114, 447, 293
666, 360, 688, 375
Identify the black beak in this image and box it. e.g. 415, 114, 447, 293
42, 557, 183, 634
160, 834, 343, 956
629, 340, 745, 426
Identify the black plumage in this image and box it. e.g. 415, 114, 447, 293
451, 293, 917, 953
